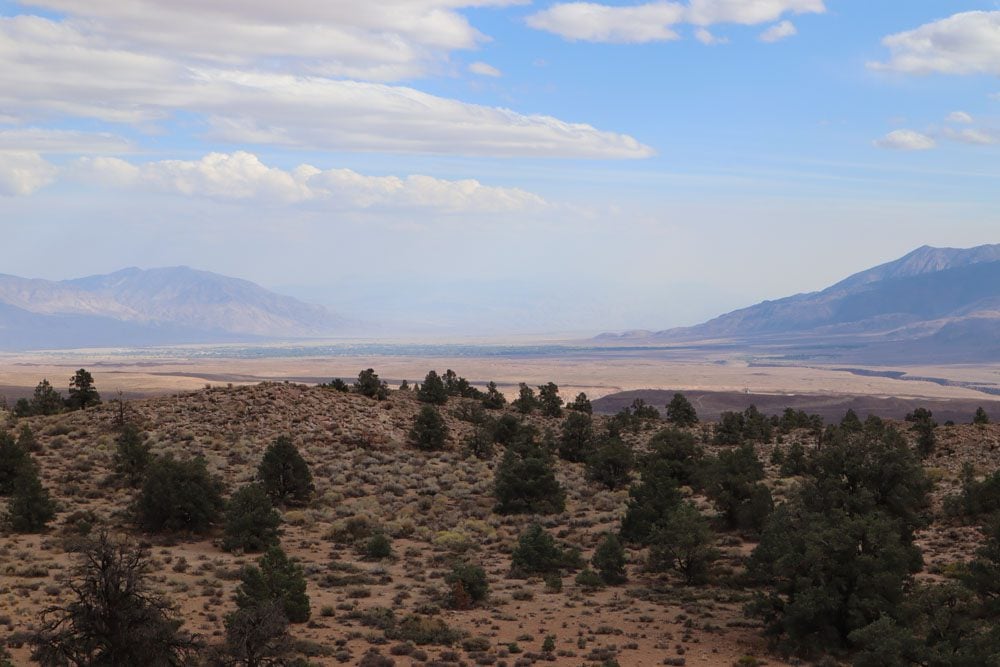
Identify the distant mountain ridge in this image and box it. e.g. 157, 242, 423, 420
0, 267, 346, 350
598, 244, 1000, 363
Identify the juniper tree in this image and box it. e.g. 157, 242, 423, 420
354, 368, 388, 400
481, 381, 507, 409
665, 392, 698, 427
235, 546, 310, 623
410, 405, 449, 451
258, 436, 314, 507
591, 533, 627, 585
112, 424, 151, 486
537, 382, 563, 417
136, 455, 225, 534
7, 458, 55, 533
558, 411, 595, 463
223, 483, 282, 553
417, 370, 448, 405
567, 392, 593, 414
67, 368, 101, 410
511, 383, 538, 414
31, 379, 63, 416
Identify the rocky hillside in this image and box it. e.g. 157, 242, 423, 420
0, 267, 346, 349
2, 381, 999, 665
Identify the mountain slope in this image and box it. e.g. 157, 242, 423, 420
601, 244, 1000, 362
0, 267, 346, 349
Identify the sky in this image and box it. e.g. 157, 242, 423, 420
0, 1, 998, 335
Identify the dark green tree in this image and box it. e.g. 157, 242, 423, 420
701, 443, 772, 532
567, 392, 592, 414
973, 406, 991, 425
481, 381, 507, 409
112, 424, 151, 486
648, 502, 718, 585
665, 392, 698, 427
0, 431, 30, 495
236, 546, 310, 623
354, 368, 388, 400
511, 383, 538, 414
221, 600, 290, 667
326, 378, 350, 392
619, 459, 683, 545
510, 523, 579, 577
586, 436, 633, 490
258, 436, 314, 507
31, 379, 64, 416
136, 455, 225, 534
591, 533, 627, 585
537, 382, 563, 417
417, 370, 448, 405
840, 408, 863, 432
643, 427, 703, 487
67, 368, 101, 410
17, 424, 39, 452
445, 562, 489, 608
223, 483, 282, 553
30, 533, 197, 666
558, 411, 595, 463
493, 444, 565, 515
7, 458, 55, 533
410, 405, 449, 451
464, 427, 494, 459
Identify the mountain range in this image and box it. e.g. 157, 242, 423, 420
598, 244, 1000, 363
0, 267, 346, 350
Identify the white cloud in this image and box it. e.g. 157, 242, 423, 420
872, 11, 1000, 75
0, 151, 59, 196
0, 128, 133, 153
946, 111, 974, 124
759, 20, 796, 42
944, 127, 998, 146
686, 0, 824, 26
70, 151, 549, 212
468, 61, 502, 77
18, 0, 528, 82
0, 17, 653, 159
694, 28, 728, 45
526, 0, 822, 43
873, 129, 936, 151
526, 2, 684, 43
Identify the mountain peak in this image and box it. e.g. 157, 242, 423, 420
833, 243, 1000, 291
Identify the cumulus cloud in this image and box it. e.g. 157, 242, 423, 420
946, 111, 974, 124
873, 129, 936, 151
18, 0, 527, 82
70, 151, 548, 212
526, 0, 823, 42
872, 11, 1000, 75
0, 151, 59, 196
759, 20, 796, 42
468, 61, 502, 77
526, 2, 684, 43
0, 17, 652, 159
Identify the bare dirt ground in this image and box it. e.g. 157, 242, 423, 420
1, 379, 998, 666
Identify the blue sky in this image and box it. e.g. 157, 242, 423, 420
0, 1, 998, 334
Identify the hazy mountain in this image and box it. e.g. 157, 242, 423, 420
598, 244, 1000, 362
0, 267, 346, 350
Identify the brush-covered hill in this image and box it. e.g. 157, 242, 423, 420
2, 380, 1000, 665
599, 244, 1000, 362
0, 267, 346, 350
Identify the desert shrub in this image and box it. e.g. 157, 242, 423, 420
325, 378, 350, 392
136, 455, 224, 533
236, 546, 311, 623
585, 436, 633, 490
355, 368, 389, 400
410, 405, 449, 451
510, 523, 581, 577
481, 381, 507, 409
647, 503, 718, 584
559, 411, 594, 463
537, 382, 563, 417
6, 459, 55, 533
362, 533, 393, 560
493, 445, 565, 515
591, 533, 627, 585
445, 562, 489, 608
258, 436, 314, 507
574, 568, 604, 589
30, 532, 197, 665
112, 424, 151, 486
417, 370, 448, 405
223, 483, 282, 553
619, 460, 683, 545
665, 392, 698, 427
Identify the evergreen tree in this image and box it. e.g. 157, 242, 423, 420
643, 427, 703, 487
6, 459, 55, 533
974, 406, 991, 425
558, 411, 595, 463
700, 443, 772, 532
537, 382, 563, 417
235, 546, 310, 623
620, 459, 683, 544
445, 562, 489, 608
481, 381, 507, 409
258, 436, 314, 507
112, 424, 151, 486
591, 533, 627, 585
647, 502, 718, 585
410, 405, 449, 451
0, 431, 29, 495
665, 392, 698, 427
223, 483, 282, 553
493, 444, 565, 515
511, 383, 538, 414
567, 392, 593, 414
585, 436, 633, 490
67, 368, 101, 410
417, 370, 448, 405
136, 455, 225, 534
354, 368, 388, 400
17, 424, 39, 452
222, 600, 290, 667
510, 523, 579, 577
31, 379, 63, 416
